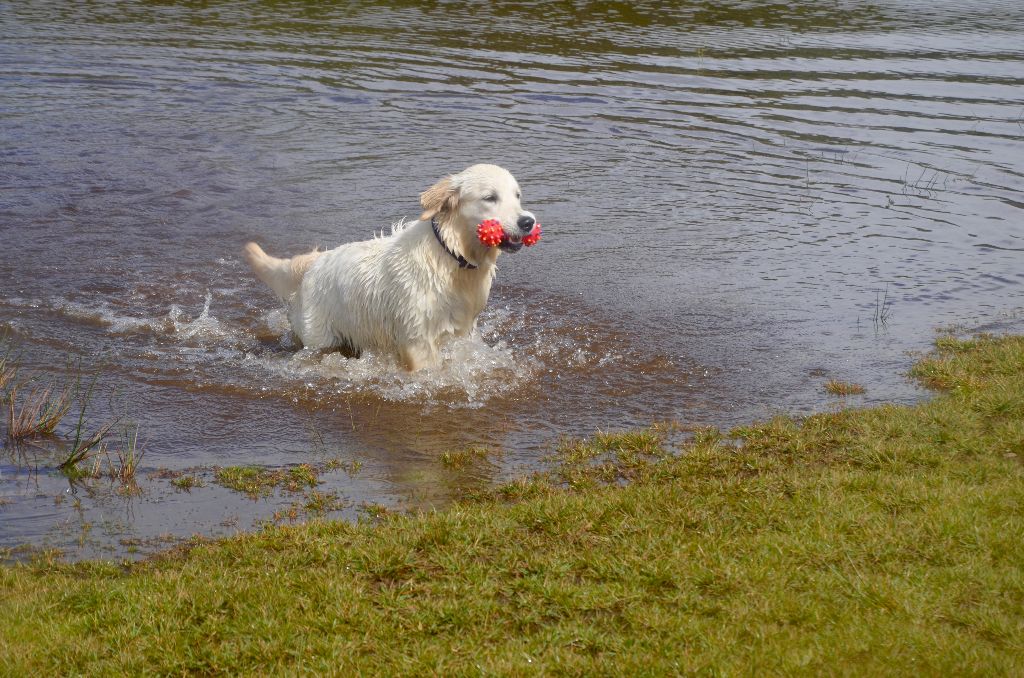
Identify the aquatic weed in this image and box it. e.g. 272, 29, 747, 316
439, 446, 496, 469
824, 380, 866, 396
171, 475, 203, 490
105, 423, 144, 489
6, 383, 74, 440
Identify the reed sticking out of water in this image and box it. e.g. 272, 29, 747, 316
0, 343, 16, 394
58, 376, 116, 472
6, 383, 75, 440
62, 423, 144, 493
0, 343, 134, 482
874, 285, 892, 328
107, 424, 144, 485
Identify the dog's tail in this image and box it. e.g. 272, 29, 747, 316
243, 242, 321, 301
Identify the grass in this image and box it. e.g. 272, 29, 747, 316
58, 376, 116, 473
1, 334, 1023, 675
303, 490, 345, 515
170, 475, 203, 491
59, 424, 145, 494
5, 382, 74, 439
874, 285, 893, 327
325, 457, 363, 476
103, 424, 145, 492
0, 345, 120, 474
214, 463, 320, 499
439, 445, 496, 469
0, 342, 16, 393
824, 379, 866, 396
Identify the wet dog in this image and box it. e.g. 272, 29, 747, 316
244, 164, 537, 371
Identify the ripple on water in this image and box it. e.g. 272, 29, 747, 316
2, 0, 1024, 559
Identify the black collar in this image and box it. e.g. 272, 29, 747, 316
431, 217, 477, 270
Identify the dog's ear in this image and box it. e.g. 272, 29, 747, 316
419, 176, 460, 221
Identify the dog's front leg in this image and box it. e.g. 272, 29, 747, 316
399, 341, 438, 372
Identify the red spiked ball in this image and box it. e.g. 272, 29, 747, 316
522, 223, 542, 247
476, 219, 504, 247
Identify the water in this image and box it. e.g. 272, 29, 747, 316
2, 1, 1022, 559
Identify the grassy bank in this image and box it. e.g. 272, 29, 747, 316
2, 335, 1023, 675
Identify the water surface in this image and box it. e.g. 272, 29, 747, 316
2, 1, 1023, 558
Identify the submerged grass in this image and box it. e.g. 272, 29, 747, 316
214, 463, 320, 498
439, 445, 496, 469
2, 334, 1024, 675
170, 475, 203, 491
824, 379, 866, 396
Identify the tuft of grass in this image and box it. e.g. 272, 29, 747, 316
61, 455, 104, 482
359, 502, 397, 520
106, 424, 144, 487
326, 458, 363, 476
439, 446, 495, 469
542, 428, 670, 490
1, 334, 1023, 675
214, 464, 320, 499
0, 342, 16, 394
824, 379, 866, 396
59, 376, 116, 473
6, 383, 74, 440
170, 475, 202, 491
214, 466, 279, 498
283, 464, 318, 492
303, 490, 345, 515
58, 425, 115, 474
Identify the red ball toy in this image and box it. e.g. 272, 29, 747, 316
523, 223, 542, 247
476, 219, 543, 248
476, 219, 504, 247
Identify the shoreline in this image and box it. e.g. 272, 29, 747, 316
2, 334, 1022, 674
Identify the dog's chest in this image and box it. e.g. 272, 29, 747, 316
430, 273, 490, 336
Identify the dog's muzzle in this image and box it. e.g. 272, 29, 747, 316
499, 236, 524, 253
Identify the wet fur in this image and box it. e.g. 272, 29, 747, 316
244, 164, 534, 371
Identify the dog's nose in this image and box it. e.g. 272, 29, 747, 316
516, 215, 535, 232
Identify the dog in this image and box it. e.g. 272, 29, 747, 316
244, 164, 538, 371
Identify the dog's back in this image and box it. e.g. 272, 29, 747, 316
243, 242, 321, 302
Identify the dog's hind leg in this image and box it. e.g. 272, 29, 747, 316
243, 242, 321, 301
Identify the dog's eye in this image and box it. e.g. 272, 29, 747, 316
516, 192, 521, 200
484, 194, 498, 203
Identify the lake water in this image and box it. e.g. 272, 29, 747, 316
2, 1, 1022, 559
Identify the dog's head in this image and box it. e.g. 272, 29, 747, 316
420, 164, 538, 264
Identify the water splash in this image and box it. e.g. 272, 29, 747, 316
43, 291, 626, 408
243, 306, 544, 408
168, 292, 238, 345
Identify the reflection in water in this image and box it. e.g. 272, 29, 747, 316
1, 0, 1023, 558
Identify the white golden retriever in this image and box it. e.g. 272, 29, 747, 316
244, 164, 538, 371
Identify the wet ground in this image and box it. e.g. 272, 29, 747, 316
2, 1, 1022, 559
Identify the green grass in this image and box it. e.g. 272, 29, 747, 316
213, 463, 320, 498
824, 379, 866, 396
1, 334, 1023, 675
5, 382, 74, 440
439, 445, 496, 469
170, 475, 203, 491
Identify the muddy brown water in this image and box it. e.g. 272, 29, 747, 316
2, 2, 1022, 559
